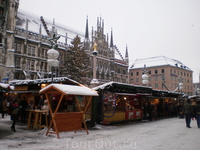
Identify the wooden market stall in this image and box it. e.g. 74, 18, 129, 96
93, 82, 152, 124
39, 83, 98, 138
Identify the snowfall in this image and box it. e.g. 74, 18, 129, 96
0, 115, 200, 150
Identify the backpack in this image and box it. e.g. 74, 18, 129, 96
12, 108, 20, 115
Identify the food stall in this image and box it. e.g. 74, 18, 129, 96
39, 83, 98, 139
8, 77, 81, 106
93, 82, 152, 124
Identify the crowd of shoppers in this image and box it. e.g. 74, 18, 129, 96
142, 98, 200, 129
0, 94, 49, 132
142, 101, 185, 121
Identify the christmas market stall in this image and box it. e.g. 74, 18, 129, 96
39, 83, 98, 139
151, 89, 182, 105
150, 89, 182, 117
93, 82, 152, 124
8, 77, 80, 106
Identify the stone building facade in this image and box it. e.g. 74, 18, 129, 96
0, 0, 129, 86
129, 56, 193, 96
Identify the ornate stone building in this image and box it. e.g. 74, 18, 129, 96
0, 0, 129, 86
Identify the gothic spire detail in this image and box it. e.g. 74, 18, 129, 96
85, 16, 89, 39
84, 16, 90, 50
110, 28, 113, 47
125, 45, 129, 58
125, 44, 129, 64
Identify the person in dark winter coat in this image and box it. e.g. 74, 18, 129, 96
19, 97, 28, 123
183, 99, 193, 128
1, 97, 7, 118
147, 102, 152, 121
142, 102, 148, 120
194, 100, 200, 128
151, 104, 157, 121
11, 100, 20, 132
164, 102, 169, 117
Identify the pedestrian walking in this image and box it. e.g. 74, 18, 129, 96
191, 101, 196, 120
10, 100, 20, 132
183, 99, 193, 128
194, 100, 200, 128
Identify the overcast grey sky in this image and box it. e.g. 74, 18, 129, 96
19, 0, 200, 83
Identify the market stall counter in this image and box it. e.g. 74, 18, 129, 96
39, 83, 98, 139
27, 109, 48, 130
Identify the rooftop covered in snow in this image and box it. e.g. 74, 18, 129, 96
39, 83, 98, 96
130, 56, 192, 71
9, 77, 80, 86
93, 81, 152, 94
93, 81, 181, 98
16, 9, 84, 43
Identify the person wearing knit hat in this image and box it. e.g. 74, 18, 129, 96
183, 99, 193, 128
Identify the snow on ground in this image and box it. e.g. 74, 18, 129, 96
0, 115, 200, 150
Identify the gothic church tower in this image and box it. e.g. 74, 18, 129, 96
0, 0, 19, 82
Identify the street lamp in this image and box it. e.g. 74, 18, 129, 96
90, 42, 99, 88
142, 64, 149, 86
178, 77, 184, 98
47, 33, 60, 82
196, 88, 200, 96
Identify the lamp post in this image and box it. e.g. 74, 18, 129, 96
47, 33, 60, 83
178, 77, 184, 99
196, 88, 200, 96
142, 64, 149, 86
90, 42, 99, 88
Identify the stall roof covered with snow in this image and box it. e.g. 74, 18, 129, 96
93, 81, 152, 95
93, 82, 182, 98
39, 84, 98, 96
39, 83, 98, 138
152, 89, 182, 98
0, 83, 14, 91
9, 77, 80, 86
8, 77, 81, 93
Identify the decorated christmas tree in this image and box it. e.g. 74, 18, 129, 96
62, 35, 90, 85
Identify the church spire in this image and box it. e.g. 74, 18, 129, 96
85, 16, 89, 39
125, 45, 129, 65
84, 16, 90, 50
110, 28, 113, 47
